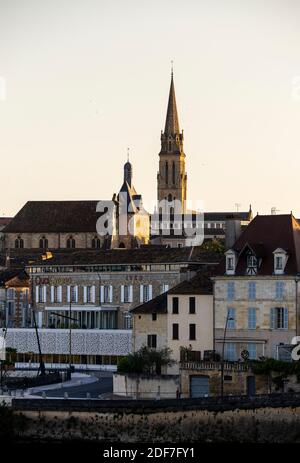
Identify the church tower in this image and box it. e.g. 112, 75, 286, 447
157, 71, 187, 213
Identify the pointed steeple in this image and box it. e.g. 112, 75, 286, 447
164, 71, 180, 135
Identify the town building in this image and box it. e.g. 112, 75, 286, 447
2, 161, 149, 251
0, 217, 12, 251
0, 269, 29, 328
151, 71, 252, 246
2, 247, 220, 369
131, 271, 214, 374
213, 214, 300, 361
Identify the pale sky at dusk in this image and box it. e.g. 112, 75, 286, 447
1, 0, 300, 217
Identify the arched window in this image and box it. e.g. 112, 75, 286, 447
39, 236, 48, 249
91, 236, 101, 249
15, 236, 24, 249
66, 236, 76, 249
172, 161, 176, 184
119, 242, 126, 249
165, 161, 168, 185
168, 193, 173, 202
168, 140, 172, 151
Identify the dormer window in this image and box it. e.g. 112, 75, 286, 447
273, 248, 288, 275
225, 250, 236, 275
246, 254, 258, 275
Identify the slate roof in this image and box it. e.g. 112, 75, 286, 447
3, 201, 103, 233
130, 292, 168, 314
217, 214, 300, 276
0, 269, 28, 286
23, 246, 221, 267
168, 271, 214, 295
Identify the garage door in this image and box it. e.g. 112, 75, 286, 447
190, 375, 209, 398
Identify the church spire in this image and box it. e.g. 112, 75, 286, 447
164, 70, 180, 135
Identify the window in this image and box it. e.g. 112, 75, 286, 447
91, 236, 101, 249
189, 297, 196, 314
270, 307, 288, 329
142, 285, 151, 302
227, 282, 235, 300
147, 334, 157, 349
225, 343, 237, 361
247, 344, 257, 360
227, 308, 236, 329
227, 257, 234, 270
172, 161, 176, 184
86, 286, 95, 303
165, 161, 169, 185
103, 285, 111, 303
275, 281, 285, 299
15, 236, 24, 249
247, 254, 257, 268
39, 236, 48, 249
172, 297, 179, 314
38, 286, 45, 303
123, 285, 130, 303
189, 323, 196, 340
152, 313, 157, 321
172, 323, 179, 340
248, 282, 256, 300
51, 286, 62, 303
123, 312, 132, 330
248, 307, 256, 330
70, 286, 78, 303
161, 284, 169, 293
275, 256, 283, 270
67, 236, 76, 249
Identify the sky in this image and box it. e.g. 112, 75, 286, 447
1, 0, 300, 217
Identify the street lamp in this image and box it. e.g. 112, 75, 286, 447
220, 311, 234, 398
51, 311, 77, 373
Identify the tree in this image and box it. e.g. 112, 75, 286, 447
117, 346, 175, 375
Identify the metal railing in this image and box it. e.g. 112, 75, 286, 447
180, 361, 249, 372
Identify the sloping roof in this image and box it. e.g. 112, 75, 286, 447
204, 211, 251, 221
217, 214, 300, 276
0, 217, 12, 228
23, 246, 221, 267
3, 201, 104, 233
164, 73, 180, 135
0, 269, 28, 286
168, 271, 214, 295
130, 292, 168, 314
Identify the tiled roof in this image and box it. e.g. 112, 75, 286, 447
168, 271, 214, 295
204, 211, 251, 221
217, 214, 300, 276
130, 292, 168, 314
0, 269, 28, 286
23, 246, 221, 267
3, 201, 103, 233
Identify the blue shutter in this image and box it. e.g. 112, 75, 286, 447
284, 308, 288, 329
248, 308, 256, 329
270, 308, 275, 329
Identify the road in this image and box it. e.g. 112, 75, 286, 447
36, 374, 113, 398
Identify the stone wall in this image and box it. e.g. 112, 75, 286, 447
10, 397, 300, 442
113, 373, 179, 399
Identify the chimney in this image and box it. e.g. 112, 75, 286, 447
225, 216, 242, 250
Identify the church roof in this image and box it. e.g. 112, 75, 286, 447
3, 201, 103, 233
164, 73, 180, 135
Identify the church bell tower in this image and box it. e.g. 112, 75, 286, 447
157, 70, 187, 213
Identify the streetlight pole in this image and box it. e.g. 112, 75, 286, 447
220, 311, 234, 398
51, 311, 77, 372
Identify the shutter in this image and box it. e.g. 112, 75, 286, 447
91, 285, 96, 303
270, 308, 275, 329
50, 286, 54, 303
121, 285, 124, 303
149, 285, 153, 300
35, 286, 39, 304
109, 285, 113, 303
140, 285, 144, 303
284, 308, 289, 329
129, 285, 133, 303
100, 286, 104, 303
83, 286, 87, 303
58, 286, 62, 303
43, 286, 47, 303
38, 311, 43, 328
75, 286, 78, 302
67, 286, 71, 303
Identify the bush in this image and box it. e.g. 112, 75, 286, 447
117, 346, 175, 375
